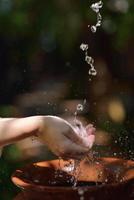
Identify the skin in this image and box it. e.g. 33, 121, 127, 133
0, 116, 95, 159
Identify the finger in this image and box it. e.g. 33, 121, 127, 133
63, 125, 95, 149
55, 136, 89, 159
86, 124, 96, 135
63, 128, 88, 148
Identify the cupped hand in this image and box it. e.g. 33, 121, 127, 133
38, 116, 95, 159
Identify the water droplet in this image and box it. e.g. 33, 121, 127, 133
80, 43, 88, 51
58, 174, 63, 178
83, 99, 87, 105
77, 104, 84, 111
91, 25, 97, 33
63, 163, 75, 172
80, 1, 103, 80
85, 56, 92, 64
98, 171, 103, 179
105, 178, 108, 183
78, 188, 85, 200
34, 179, 39, 183
78, 188, 84, 195
90, 1, 103, 33
90, 1, 103, 13
96, 20, 101, 27
97, 13, 102, 21
89, 68, 97, 76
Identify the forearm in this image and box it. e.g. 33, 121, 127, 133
0, 116, 44, 147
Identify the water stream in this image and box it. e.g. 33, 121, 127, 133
72, 1, 104, 198
55, 1, 104, 199
80, 1, 103, 79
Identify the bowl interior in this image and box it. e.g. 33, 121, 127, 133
12, 157, 134, 190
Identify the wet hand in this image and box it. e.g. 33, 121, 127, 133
38, 116, 95, 159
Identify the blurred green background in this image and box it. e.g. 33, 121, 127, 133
0, 0, 134, 199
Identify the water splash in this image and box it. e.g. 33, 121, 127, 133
80, 1, 103, 79
61, 159, 81, 187
63, 160, 75, 173
70, 160, 81, 187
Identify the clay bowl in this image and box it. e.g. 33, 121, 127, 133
12, 157, 134, 200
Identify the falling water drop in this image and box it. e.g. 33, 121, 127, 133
80, 1, 103, 79
78, 188, 85, 200
90, 1, 103, 13
74, 99, 87, 122
77, 104, 84, 112
85, 55, 92, 64
96, 13, 102, 27
89, 68, 97, 76
91, 25, 97, 33
80, 43, 88, 51
90, 1, 103, 33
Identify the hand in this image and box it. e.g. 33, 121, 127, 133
38, 116, 95, 159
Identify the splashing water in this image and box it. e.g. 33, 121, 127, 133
70, 160, 82, 187
58, 159, 82, 187
80, 1, 103, 79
